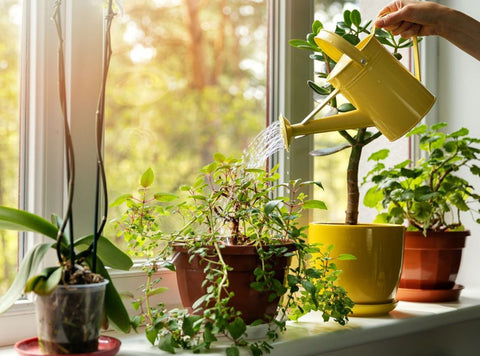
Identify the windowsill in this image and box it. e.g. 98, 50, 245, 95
2, 288, 480, 355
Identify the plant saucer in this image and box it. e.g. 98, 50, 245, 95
397, 284, 464, 303
14, 336, 121, 356
350, 300, 398, 317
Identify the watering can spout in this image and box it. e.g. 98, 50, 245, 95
279, 111, 372, 150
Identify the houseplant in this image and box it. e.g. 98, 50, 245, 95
287, 9, 420, 315
112, 153, 355, 356
364, 122, 480, 302
0, 1, 132, 353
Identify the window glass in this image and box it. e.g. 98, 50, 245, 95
105, 1, 267, 247
0, 0, 20, 294
312, 0, 360, 223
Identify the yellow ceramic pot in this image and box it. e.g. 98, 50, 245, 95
309, 223, 405, 316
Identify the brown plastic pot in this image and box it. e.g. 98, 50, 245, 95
399, 230, 469, 290
172, 243, 294, 325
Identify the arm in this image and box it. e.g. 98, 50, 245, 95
375, 1, 480, 61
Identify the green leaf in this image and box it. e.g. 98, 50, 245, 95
368, 149, 389, 162
310, 143, 351, 156
183, 315, 201, 337
75, 235, 133, 270
337, 103, 355, 112
448, 127, 469, 138
227, 317, 247, 340
158, 334, 176, 353
308, 80, 331, 95
338, 254, 357, 261
301, 280, 316, 294
153, 192, 178, 202
288, 39, 313, 50
213, 152, 226, 162
0, 242, 53, 314
146, 286, 168, 297
342, 33, 360, 45
407, 124, 427, 136
110, 193, 134, 207
0, 206, 58, 240
350, 9, 361, 27
145, 326, 158, 345
363, 186, 383, 208
343, 10, 351, 27
226, 347, 240, 356
140, 168, 154, 188
312, 20, 323, 35
303, 199, 327, 210
264, 200, 281, 215
86, 256, 131, 333
25, 266, 62, 295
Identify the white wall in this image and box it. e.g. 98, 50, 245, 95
438, 0, 480, 289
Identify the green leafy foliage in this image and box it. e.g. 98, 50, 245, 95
114, 155, 354, 355
364, 123, 480, 234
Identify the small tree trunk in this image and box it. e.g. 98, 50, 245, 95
345, 143, 362, 225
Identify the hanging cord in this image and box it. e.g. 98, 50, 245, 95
52, 0, 76, 270
92, 0, 116, 272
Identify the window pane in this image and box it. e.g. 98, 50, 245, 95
0, 0, 20, 294
312, 0, 358, 223
105, 1, 267, 246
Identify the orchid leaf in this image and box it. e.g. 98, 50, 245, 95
0, 242, 53, 314
85, 256, 131, 333
75, 234, 133, 270
0, 206, 58, 240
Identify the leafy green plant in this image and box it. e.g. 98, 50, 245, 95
0, 0, 132, 334
289, 9, 417, 224
364, 122, 480, 234
112, 154, 355, 355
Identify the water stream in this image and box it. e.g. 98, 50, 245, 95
243, 121, 284, 168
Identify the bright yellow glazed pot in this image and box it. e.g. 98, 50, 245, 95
309, 223, 405, 316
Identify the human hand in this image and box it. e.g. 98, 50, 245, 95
375, 0, 446, 38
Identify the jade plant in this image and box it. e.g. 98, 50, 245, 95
0, 0, 132, 336
112, 154, 355, 356
364, 122, 480, 234
289, 9, 417, 224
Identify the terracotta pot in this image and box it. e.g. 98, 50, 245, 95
399, 230, 469, 290
172, 243, 293, 325
308, 223, 405, 316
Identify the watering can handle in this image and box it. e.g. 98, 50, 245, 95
315, 30, 422, 80
412, 36, 421, 81
315, 30, 368, 65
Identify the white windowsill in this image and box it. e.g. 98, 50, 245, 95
2, 288, 480, 356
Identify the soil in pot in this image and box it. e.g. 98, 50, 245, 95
35, 280, 108, 354
172, 243, 293, 325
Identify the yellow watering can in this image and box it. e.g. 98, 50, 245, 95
280, 28, 436, 149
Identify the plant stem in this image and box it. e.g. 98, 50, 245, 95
93, 0, 115, 272
52, 0, 76, 269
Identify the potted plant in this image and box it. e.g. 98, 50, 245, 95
0, 1, 132, 354
287, 9, 419, 315
364, 122, 480, 302
112, 153, 355, 355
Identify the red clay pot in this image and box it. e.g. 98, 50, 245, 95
172, 243, 294, 325
399, 230, 469, 290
